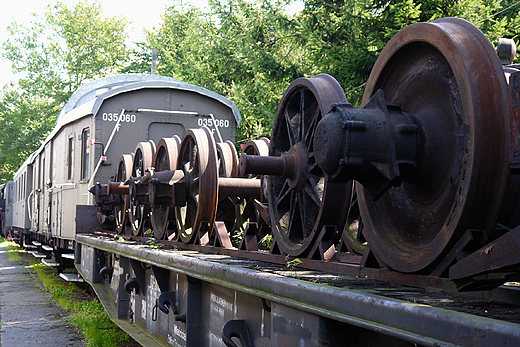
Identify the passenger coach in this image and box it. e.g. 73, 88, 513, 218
15, 74, 240, 261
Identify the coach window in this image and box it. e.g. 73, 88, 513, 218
67, 136, 74, 180
7, 183, 13, 205
81, 128, 90, 180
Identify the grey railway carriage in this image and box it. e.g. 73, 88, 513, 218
19, 74, 239, 260
0, 181, 14, 237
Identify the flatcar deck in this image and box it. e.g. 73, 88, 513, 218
77, 233, 520, 347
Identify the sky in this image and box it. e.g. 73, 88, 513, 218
0, 0, 172, 85
0, 0, 304, 86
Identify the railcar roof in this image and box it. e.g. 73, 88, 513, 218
57, 74, 241, 125
27, 74, 241, 164
14, 152, 36, 178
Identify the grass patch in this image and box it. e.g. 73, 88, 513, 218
0, 237, 133, 347
0, 239, 24, 262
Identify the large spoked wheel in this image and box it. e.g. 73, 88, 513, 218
359, 18, 510, 273
130, 140, 155, 236
115, 154, 133, 235
267, 74, 351, 256
175, 127, 219, 243
151, 136, 181, 240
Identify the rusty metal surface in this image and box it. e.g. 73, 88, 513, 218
449, 226, 520, 281
218, 178, 261, 199
217, 141, 239, 178
176, 127, 219, 243
77, 233, 520, 347
262, 74, 351, 257
114, 154, 133, 235
107, 181, 129, 195
239, 153, 295, 178
359, 18, 510, 273
129, 140, 156, 236
150, 136, 181, 239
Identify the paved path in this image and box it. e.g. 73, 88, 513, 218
0, 244, 86, 347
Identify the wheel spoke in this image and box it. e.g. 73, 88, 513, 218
308, 157, 322, 175
305, 106, 321, 148
276, 180, 291, 206
284, 109, 296, 147
303, 180, 322, 207
287, 191, 303, 241
299, 89, 305, 142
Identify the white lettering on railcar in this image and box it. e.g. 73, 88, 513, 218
174, 325, 187, 341
102, 112, 136, 123
197, 117, 230, 128
167, 333, 182, 347
210, 292, 233, 319
141, 298, 147, 319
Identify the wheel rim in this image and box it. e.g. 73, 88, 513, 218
175, 127, 218, 243
217, 141, 239, 178
359, 18, 510, 272
151, 136, 181, 240
267, 74, 350, 256
115, 154, 133, 235
130, 140, 155, 236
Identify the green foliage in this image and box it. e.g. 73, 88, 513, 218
1, 0, 520, 183
146, 0, 303, 140
0, 86, 60, 182
0, 238, 130, 347
3, 0, 129, 98
0, 0, 131, 183
72, 300, 129, 347
285, 255, 302, 270
0, 238, 24, 262
30, 255, 130, 347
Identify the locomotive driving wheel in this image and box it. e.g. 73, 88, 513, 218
175, 127, 219, 243
129, 140, 155, 236
358, 18, 510, 273
115, 154, 133, 235
267, 74, 351, 256
151, 136, 181, 240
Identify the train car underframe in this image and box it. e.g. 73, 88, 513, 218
75, 233, 520, 347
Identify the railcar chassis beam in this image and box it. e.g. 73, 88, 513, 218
76, 233, 520, 347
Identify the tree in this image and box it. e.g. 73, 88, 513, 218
146, 0, 304, 141
0, 0, 131, 183
0, 86, 60, 182
296, 0, 520, 106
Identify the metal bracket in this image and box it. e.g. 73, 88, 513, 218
238, 222, 258, 251
308, 225, 339, 261
221, 319, 252, 347
151, 265, 170, 293
99, 266, 114, 283
129, 259, 147, 296
213, 221, 233, 248
124, 277, 140, 294
158, 291, 178, 315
